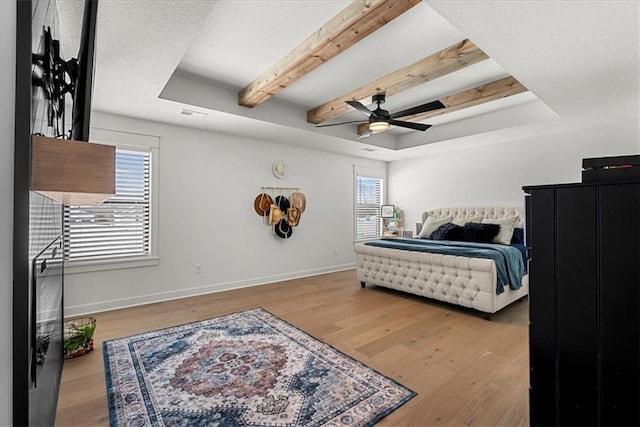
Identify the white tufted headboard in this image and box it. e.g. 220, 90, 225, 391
421, 206, 524, 228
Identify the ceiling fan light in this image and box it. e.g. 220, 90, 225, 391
368, 120, 390, 132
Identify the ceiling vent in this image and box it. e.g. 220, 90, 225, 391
179, 108, 208, 117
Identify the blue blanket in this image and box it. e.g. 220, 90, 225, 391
364, 238, 525, 294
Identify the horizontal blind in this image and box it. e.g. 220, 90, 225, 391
356, 176, 382, 240
64, 149, 150, 262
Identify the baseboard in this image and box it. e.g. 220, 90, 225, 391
64, 263, 356, 318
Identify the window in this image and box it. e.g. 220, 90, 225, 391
64, 148, 151, 263
355, 167, 384, 240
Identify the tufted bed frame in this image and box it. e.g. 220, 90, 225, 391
354, 207, 529, 317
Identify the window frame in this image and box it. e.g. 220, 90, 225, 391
354, 166, 386, 242
64, 127, 159, 274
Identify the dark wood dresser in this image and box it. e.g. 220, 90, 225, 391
524, 179, 639, 426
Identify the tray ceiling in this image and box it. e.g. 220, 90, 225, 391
57, 0, 639, 161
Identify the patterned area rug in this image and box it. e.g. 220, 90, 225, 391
103, 308, 415, 426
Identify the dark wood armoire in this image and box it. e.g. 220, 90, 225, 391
524, 179, 639, 426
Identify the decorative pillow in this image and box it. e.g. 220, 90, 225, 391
419, 215, 453, 239
511, 227, 525, 244
429, 222, 464, 241
451, 215, 483, 226
461, 222, 500, 243
481, 216, 519, 245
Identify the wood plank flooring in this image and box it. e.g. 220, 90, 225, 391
55, 269, 529, 426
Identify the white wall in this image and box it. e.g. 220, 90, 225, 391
64, 112, 385, 316
65, 113, 640, 315
0, 1, 16, 424
388, 119, 640, 228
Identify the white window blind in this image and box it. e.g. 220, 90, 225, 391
64, 149, 150, 262
355, 175, 383, 240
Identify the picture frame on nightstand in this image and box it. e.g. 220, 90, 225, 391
381, 204, 395, 218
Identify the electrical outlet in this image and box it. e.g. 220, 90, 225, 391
195, 264, 201, 273
333, 250, 338, 257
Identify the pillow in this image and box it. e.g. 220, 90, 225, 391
481, 216, 519, 245
451, 215, 483, 226
511, 227, 525, 244
429, 222, 464, 241
419, 215, 453, 239
461, 222, 500, 243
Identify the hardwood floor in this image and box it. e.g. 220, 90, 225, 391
55, 269, 529, 426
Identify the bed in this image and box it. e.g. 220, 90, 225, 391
354, 207, 529, 317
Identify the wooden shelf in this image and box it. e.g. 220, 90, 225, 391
31, 135, 115, 205
382, 215, 403, 237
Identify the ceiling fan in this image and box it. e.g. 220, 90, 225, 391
316, 94, 445, 138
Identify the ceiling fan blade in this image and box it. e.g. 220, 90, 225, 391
346, 100, 374, 117
389, 100, 446, 119
315, 120, 366, 128
389, 119, 432, 131
358, 129, 373, 139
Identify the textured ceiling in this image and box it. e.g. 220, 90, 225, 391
429, 1, 640, 122
57, 0, 639, 161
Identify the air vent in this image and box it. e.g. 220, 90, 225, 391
179, 108, 208, 117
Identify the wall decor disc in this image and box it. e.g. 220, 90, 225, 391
272, 159, 288, 179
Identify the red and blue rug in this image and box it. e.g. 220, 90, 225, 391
103, 308, 415, 426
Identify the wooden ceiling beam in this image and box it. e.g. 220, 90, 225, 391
238, 0, 421, 108
356, 76, 528, 135
307, 39, 488, 124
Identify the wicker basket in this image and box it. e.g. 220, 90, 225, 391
63, 317, 96, 359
